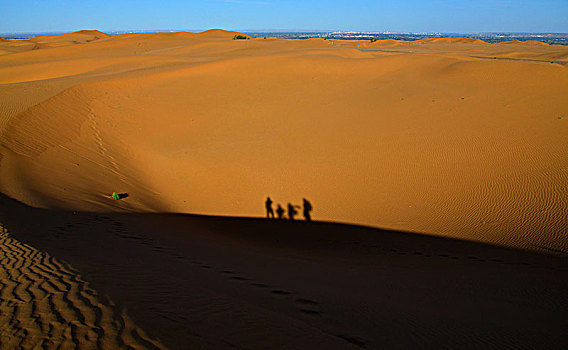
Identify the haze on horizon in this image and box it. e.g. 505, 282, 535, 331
1, 0, 567, 34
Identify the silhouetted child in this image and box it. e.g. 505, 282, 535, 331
287, 203, 299, 220
265, 197, 274, 219
303, 198, 312, 221
276, 204, 285, 219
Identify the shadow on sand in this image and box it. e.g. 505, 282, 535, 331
0, 192, 567, 349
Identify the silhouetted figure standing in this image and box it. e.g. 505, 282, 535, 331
276, 204, 285, 219
287, 203, 299, 220
265, 197, 274, 219
303, 198, 313, 221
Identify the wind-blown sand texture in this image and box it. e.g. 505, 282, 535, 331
0, 224, 162, 349
1, 30, 568, 348
1, 194, 567, 349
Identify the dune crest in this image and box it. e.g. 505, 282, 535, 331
198, 28, 250, 38
31, 29, 110, 42
498, 39, 550, 46
415, 37, 488, 44
29, 30, 110, 49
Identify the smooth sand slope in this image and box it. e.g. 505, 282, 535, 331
0, 30, 568, 348
1, 30, 567, 252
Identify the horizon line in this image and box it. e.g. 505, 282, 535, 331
1, 28, 568, 36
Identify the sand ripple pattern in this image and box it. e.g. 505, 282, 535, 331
0, 225, 164, 349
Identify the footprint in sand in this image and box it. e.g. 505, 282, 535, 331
296, 298, 322, 316
230, 276, 250, 281
191, 264, 324, 318
271, 290, 292, 296
333, 333, 366, 349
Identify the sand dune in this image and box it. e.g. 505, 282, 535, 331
31, 30, 110, 43
415, 37, 488, 44
498, 39, 551, 46
0, 40, 37, 55
1, 193, 567, 349
2, 30, 566, 252
0, 30, 110, 55
0, 224, 163, 349
1, 29, 568, 348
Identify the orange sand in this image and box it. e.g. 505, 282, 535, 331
1, 29, 568, 348
1, 30, 567, 252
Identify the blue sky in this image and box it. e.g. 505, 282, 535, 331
1, 0, 567, 33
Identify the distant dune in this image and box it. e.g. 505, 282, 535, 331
415, 37, 488, 44
31, 29, 110, 42
1, 29, 567, 253
498, 39, 550, 46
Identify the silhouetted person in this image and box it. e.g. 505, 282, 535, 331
303, 198, 312, 221
287, 203, 299, 220
276, 204, 285, 219
265, 197, 274, 219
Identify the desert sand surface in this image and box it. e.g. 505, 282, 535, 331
1, 193, 567, 349
1, 30, 567, 252
1, 30, 568, 348
0, 219, 163, 348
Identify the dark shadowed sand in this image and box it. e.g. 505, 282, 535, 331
1, 193, 567, 349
